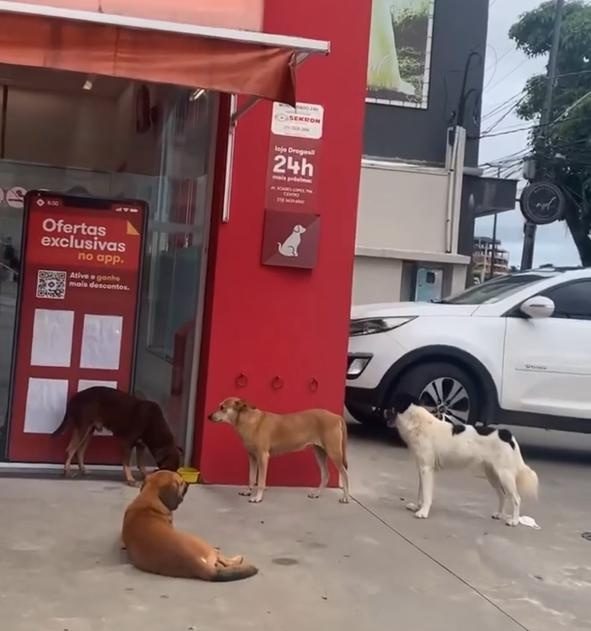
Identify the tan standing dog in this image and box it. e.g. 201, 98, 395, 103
208, 398, 350, 504
122, 470, 258, 581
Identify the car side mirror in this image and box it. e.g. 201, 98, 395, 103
520, 296, 555, 319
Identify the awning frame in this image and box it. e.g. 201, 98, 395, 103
0, 1, 330, 226
222, 52, 313, 223
0, 1, 330, 55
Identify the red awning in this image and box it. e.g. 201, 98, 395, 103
0, 1, 329, 104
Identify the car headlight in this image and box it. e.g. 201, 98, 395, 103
347, 355, 372, 378
349, 317, 416, 337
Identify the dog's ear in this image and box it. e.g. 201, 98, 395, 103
382, 408, 395, 421
180, 480, 189, 499
238, 400, 252, 411
140, 471, 154, 491
158, 482, 183, 511
391, 393, 420, 414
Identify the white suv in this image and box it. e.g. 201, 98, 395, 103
346, 268, 591, 432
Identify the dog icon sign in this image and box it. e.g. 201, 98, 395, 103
277, 224, 306, 257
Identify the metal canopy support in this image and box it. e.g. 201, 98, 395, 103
229, 52, 311, 126
222, 52, 316, 224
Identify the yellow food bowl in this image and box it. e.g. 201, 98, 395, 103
178, 467, 200, 484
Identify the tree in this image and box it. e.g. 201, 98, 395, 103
510, 0, 591, 265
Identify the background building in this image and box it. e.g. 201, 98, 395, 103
353, 0, 517, 305
472, 236, 510, 284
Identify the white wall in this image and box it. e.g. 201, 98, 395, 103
352, 257, 403, 305
351, 160, 471, 306
356, 162, 450, 254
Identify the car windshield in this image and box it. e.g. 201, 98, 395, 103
441, 273, 552, 305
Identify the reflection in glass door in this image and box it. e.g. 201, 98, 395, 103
134, 90, 216, 458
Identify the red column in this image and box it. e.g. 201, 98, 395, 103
194, 0, 371, 485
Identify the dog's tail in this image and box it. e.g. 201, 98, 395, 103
516, 465, 539, 500
52, 412, 70, 437
514, 441, 539, 500
212, 563, 259, 582
340, 416, 348, 470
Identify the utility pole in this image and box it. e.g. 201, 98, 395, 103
520, 0, 564, 271
489, 165, 501, 281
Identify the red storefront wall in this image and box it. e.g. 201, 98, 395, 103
194, 0, 371, 485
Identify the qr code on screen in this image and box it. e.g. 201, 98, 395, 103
36, 270, 67, 300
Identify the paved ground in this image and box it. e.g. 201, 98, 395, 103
1, 421, 590, 631
349, 422, 591, 631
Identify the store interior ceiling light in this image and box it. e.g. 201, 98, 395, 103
189, 88, 205, 102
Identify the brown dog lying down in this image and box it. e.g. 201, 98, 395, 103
208, 397, 350, 504
122, 470, 258, 581
53, 386, 182, 485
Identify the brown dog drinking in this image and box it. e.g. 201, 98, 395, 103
209, 397, 350, 504
122, 470, 258, 581
53, 386, 182, 485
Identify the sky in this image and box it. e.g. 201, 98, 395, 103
476, 0, 581, 268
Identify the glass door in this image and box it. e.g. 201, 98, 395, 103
0, 63, 216, 461
134, 90, 217, 458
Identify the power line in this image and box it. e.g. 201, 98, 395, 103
480, 69, 591, 134
481, 89, 526, 121
503, 165, 523, 179
476, 110, 589, 139
481, 139, 591, 179
479, 148, 531, 168
556, 68, 591, 80
487, 57, 531, 91
481, 94, 527, 134
478, 124, 538, 139
484, 45, 499, 89
479, 132, 591, 167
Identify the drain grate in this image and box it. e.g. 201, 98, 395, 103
582, 532, 591, 541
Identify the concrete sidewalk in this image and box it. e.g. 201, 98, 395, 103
0, 474, 547, 631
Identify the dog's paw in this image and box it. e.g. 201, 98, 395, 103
307, 492, 320, 499
238, 489, 253, 497
491, 512, 506, 521
339, 497, 350, 504
414, 510, 429, 519
406, 502, 420, 513
505, 518, 519, 527
248, 497, 263, 504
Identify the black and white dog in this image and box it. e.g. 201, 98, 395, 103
386, 394, 539, 526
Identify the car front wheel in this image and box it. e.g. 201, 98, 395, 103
392, 361, 481, 424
